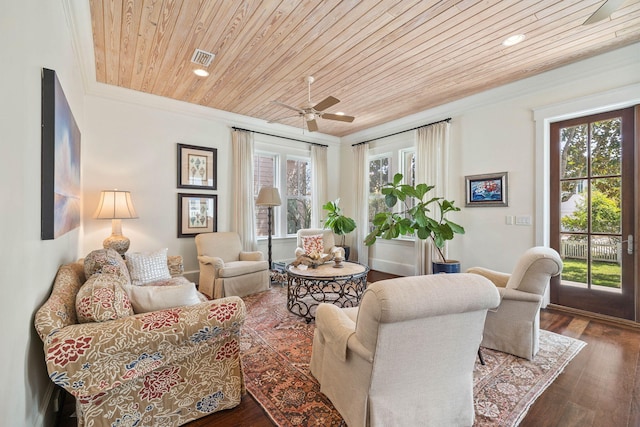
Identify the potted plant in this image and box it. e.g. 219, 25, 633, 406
364, 173, 465, 273
322, 198, 357, 260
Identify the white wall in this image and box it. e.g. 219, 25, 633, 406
342, 43, 640, 275
81, 94, 343, 277
0, 1, 85, 426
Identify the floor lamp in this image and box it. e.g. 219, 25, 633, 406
256, 187, 281, 270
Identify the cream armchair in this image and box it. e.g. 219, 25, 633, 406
196, 232, 270, 299
295, 228, 345, 259
310, 274, 500, 427
467, 246, 563, 360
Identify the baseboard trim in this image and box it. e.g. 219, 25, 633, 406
368, 258, 414, 277
546, 303, 640, 330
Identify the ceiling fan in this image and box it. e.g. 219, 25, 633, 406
269, 76, 355, 132
583, 0, 624, 25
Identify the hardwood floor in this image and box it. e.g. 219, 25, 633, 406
58, 271, 640, 426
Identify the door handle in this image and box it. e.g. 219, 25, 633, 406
620, 235, 634, 255
622, 235, 634, 255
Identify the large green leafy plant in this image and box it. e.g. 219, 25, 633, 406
322, 199, 356, 246
364, 173, 464, 262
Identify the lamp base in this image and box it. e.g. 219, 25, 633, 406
103, 234, 130, 257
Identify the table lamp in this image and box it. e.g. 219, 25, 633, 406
256, 186, 281, 269
94, 190, 138, 256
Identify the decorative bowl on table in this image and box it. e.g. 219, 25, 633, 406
292, 251, 333, 269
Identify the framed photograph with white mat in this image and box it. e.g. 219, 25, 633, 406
177, 193, 217, 237
177, 143, 217, 190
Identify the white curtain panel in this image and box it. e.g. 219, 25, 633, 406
310, 145, 328, 228
353, 143, 369, 265
414, 121, 450, 275
231, 129, 258, 251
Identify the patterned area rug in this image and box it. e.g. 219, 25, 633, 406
240, 286, 585, 427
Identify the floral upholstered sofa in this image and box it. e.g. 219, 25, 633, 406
35, 249, 246, 427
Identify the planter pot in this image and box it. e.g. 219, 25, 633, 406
339, 245, 350, 261
432, 260, 460, 274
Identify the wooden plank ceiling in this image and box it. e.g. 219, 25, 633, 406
90, 0, 640, 137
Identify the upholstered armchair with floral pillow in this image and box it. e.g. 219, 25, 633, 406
35, 249, 246, 427
295, 228, 345, 260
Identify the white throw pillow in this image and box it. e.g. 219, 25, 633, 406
125, 248, 172, 286
122, 281, 203, 313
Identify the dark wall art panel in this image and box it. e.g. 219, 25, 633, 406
41, 68, 81, 239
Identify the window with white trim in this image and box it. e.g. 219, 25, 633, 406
286, 157, 311, 234
253, 134, 312, 238
368, 154, 392, 231
254, 153, 277, 237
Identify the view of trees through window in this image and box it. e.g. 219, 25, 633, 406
368, 156, 391, 231
254, 154, 312, 237
254, 154, 276, 237
286, 158, 311, 234
559, 117, 622, 289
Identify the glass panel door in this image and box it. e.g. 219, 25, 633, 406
550, 107, 635, 320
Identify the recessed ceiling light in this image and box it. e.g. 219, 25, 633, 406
193, 68, 209, 77
502, 34, 526, 47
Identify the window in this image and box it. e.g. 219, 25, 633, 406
253, 135, 312, 238
254, 153, 276, 237
286, 157, 311, 234
400, 148, 416, 214
368, 154, 391, 231
366, 131, 415, 234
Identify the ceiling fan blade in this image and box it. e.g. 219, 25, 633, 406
307, 119, 318, 132
313, 96, 340, 112
271, 100, 304, 113
322, 113, 355, 123
583, 0, 624, 25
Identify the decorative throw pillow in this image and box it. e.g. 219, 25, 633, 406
76, 273, 133, 323
302, 234, 324, 255
125, 248, 172, 286
84, 248, 131, 283
122, 281, 205, 314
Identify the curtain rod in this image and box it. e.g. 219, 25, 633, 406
231, 126, 328, 147
351, 118, 451, 146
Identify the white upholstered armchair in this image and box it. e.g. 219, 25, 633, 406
195, 232, 270, 299
467, 246, 563, 360
295, 228, 345, 259
310, 273, 500, 427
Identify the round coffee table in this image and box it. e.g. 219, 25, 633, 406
286, 261, 369, 323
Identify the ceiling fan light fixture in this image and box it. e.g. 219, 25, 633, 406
304, 112, 315, 121
502, 34, 526, 47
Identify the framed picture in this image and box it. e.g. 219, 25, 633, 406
41, 68, 81, 239
177, 143, 217, 190
465, 172, 508, 207
178, 193, 217, 237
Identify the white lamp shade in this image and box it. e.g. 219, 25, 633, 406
94, 190, 139, 219
256, 187, 282, 207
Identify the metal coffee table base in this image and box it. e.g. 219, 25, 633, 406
286, 262, 368, 323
